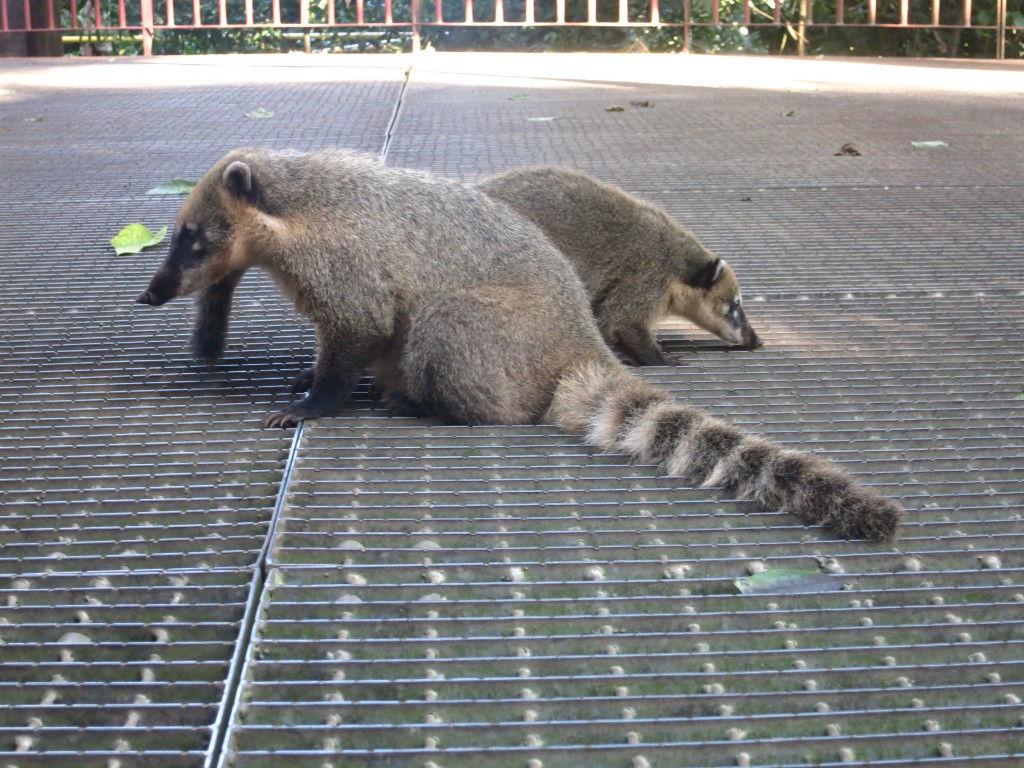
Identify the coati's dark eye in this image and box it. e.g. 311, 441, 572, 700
180, 225, 198, 242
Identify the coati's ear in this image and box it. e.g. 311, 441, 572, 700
688, 258, 726, 290
223, 160, 256, 203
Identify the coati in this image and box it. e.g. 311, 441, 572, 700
137, 147, 902, 541
478, 166, 762, 366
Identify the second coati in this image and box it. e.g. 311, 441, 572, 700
478, 166, 762, 366
137, 147, 902, 541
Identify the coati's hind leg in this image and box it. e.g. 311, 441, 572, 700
401, 287, 601, 426
192, 269, 246, 363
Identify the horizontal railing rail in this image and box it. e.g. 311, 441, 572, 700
0, 0, 1019, 57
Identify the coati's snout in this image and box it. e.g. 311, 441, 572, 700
742, 324, 764, 351
136, 265, 179, 306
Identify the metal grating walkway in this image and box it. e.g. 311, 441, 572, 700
1, 54, 1023, 768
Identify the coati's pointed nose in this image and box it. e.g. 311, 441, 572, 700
744, 332, 764, 351
136, 291, 153, 305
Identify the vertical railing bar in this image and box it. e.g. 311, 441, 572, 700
218, 0, 226, 26
683, 0, 691, 50
22, 0, 31, 29
168, 0, 176, 26
299, 0, 308, 25
962, 0, 971, 25
45, 0, 54, 28
743, 0, 751, 26
326, 0, 333, 25
385, 0, 392, 24
192, 0, 200, 25
868, 0, 876, 25
69, 0, 78, 28
587, 0, 595, 24
117, 0, 126, 28
494, 0, 503, 23
773, 0, 780, 23
711, 0, 719, 26
355, 0, 363, 25
797, 0, 807, 54
271, 0, 279, 25
465, 0, 472, 23
996, 0, 1005, 57
1, 0, 8, 32
930, 0, 939, 25
836, 0, 844, 24
900, 0, 908, 25
524, 0, 533, 24
555, 0, 564, 24
244, 0, 252, 26
141, 0, 154, 56
650, 0, 659, 24
434, 0, 442, 22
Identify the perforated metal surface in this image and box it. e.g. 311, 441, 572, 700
0, 57, 406, 767
225, 292, 1024, 768
1, 54, 1023, 768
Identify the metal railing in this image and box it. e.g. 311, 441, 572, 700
0, 0, 1019, 57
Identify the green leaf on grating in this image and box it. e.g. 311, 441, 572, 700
146, 179, 197, 195
734, 568, 844, 595
110, 224, 168, 256
246, 108, 275, 119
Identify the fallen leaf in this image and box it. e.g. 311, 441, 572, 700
146, 179, 197, 195
781, 110, 796, 117
911, 140, 949, 149
527, 116, 557, 122
629, 100, 654, 108
245, 108, 274, 119
25, 115, 43, 122
834, 142, 862, 156
110, 223, 168, 256
605, 105, 626, 112
507, 94, 531, 101
734, 568, 845, 595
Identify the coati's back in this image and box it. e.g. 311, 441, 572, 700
226, 149, 589, 299
478, 165, 678, 292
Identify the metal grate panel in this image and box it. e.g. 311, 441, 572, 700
0, 569, 258, 768
224, 290, 1024, 766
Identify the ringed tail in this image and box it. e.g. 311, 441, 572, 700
547, 363, 903, 541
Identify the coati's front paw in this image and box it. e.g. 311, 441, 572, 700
636, 348, 682, 367
290, 367, 315, 394
265, 399, 331, 429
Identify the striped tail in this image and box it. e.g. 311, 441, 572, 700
547, 362, 903, 541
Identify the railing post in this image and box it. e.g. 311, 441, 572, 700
797, 0, 807, 55
140, 0, 153, 55
996, 0, 1006, 58
411, 0, 420, 51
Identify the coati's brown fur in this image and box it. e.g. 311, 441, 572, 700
478, 166, 762, 366
137, 148, 903, 541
